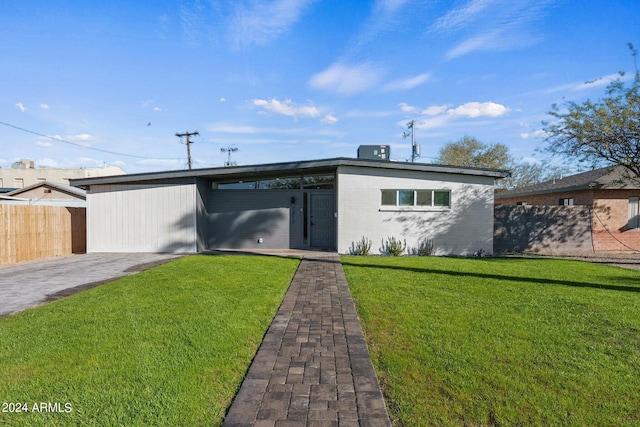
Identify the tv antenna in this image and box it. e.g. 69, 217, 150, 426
221, 146, 238, 166
403, 120, 420, 162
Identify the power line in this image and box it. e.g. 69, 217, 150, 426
175, 131, 199, 170
0, 120, 183, 160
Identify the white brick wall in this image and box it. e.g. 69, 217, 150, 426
336, 166, 495, 255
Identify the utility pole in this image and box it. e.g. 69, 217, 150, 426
175, 131, 199, 170
220, 146, 238, 167
403, 120, 420, 162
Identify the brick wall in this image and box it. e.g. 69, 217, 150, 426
592, 190, 640, 251
496, 189, 640, 253
494, 205, 593, 255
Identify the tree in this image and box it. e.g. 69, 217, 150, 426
436, 136, 511, 170
499, 160, 568, 190
542, 44, 640, 182
436, 136, 570, 189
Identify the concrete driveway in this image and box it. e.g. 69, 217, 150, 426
0, 253, 182, 318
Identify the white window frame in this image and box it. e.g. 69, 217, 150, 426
629, 197, 639, 229
380, 189, 451, 211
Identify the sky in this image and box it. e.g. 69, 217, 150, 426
1, 0, 638, 174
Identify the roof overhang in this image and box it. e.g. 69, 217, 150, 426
70, 157, 510, 187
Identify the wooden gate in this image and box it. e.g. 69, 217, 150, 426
0, 205, 86, 264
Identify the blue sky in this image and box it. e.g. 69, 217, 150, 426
1, 0, 638, 174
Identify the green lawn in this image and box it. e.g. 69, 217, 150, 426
0, 255, 299, 427
342, 256, 640, 426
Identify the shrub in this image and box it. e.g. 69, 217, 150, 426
412, 238, 434, 256
381, 236, 406, 256
350, 236, 372, 255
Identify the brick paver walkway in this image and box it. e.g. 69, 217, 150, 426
223, 255, 391, 427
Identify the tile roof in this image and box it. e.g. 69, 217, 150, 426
495, 165, 639, 199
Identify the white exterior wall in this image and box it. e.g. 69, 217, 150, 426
336, 166, 496, 255
0, 165, 125, 188
87, 182, 198, 253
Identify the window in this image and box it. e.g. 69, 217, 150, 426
381, 190, 451, 208
559, 198, 574, 206
216, 174, 335, 190
381, 190, 396, 205
398, 190, 414, 206
303, 174, 335, 189
434, 191, 450, 207
629, 197, 639, 229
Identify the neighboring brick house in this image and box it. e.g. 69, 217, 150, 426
495, 165, 640, 252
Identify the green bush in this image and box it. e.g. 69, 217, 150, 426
381, 236, 406, 256
350, 236, 372, 255
412, 238, 434, 256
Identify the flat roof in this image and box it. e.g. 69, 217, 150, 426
70, 157, 510, 187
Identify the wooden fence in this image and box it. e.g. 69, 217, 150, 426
0, 205, 86, 264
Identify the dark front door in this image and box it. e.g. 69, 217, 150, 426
309, 193, 335, 249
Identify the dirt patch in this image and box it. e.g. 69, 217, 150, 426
554, 253, 640, 271
44, 277, 127, 302
504, 252, 640, 271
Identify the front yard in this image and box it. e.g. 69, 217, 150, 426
2, 254, 639, 426
0, 255, 299, 426
342, 256, 640, 426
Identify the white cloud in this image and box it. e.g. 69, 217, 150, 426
71, 134, 98, 141
520, 129, 547, 139
445, 27, 509, 59
355, 0, 411, 45
232, 0, 316, 47
220, 97, 226, 102
398, 101, 509, 130
67, 134, 98, 147
541, 73, 625, 94
40, 104, 50, 110
374, 0, 411, 14
308, 62, 384, 95
413, 115, 455, 130
385, 73, 430, 91
136, 158, 186, 168
321, 113, 338, 124
398, 102, 417, 113
76, 157, 106, 168
142, 99, 164, 111
252, 98, 320, 119
16, 102, 26, 112
433, 0, 554, 59
207, 123, 306, 134
36, 138, 53, 147
421, 105, 449, 115
431, 0, 498, 33
36, 158, 59, 167
447, 101, 509, 118
343, 109, 396, 118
